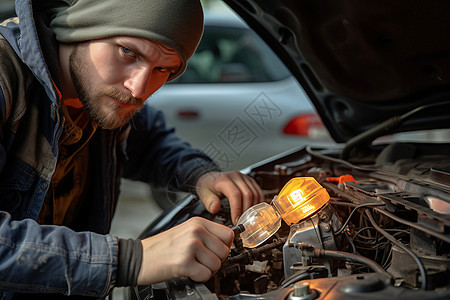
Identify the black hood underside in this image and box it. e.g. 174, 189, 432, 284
224, 0, 450, 142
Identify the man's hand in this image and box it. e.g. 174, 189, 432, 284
195, 171, 265, 225
137, 217, 233, 285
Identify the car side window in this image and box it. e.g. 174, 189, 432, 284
172, 25, 291, 84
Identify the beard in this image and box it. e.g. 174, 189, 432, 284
69, 44, 144, 129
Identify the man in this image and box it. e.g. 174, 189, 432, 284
0, 0, 264, 298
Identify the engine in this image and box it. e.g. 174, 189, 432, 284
133, 142, 450, 300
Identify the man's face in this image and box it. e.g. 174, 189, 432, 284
69, 37, 181, 129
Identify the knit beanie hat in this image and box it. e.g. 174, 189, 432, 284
48, 0, 204, 80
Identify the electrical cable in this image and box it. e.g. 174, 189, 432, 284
326, 179, 450, 244
354, 229, 409, 247
373, 206, 450, 244
365, 209, 428, 290
335, 202, 385, 235
344, 231, 357, 254
353, 226, 376, 240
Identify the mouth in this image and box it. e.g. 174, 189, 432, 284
102, 87, 143, 110
110, 97, 142, 110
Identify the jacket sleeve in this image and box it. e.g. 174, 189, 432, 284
0, 87, 6, 172
1, 25, 120, 298
122, 104, 221, 193
0, 211, 118, 297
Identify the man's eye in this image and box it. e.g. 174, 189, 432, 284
121, 46, 133, 55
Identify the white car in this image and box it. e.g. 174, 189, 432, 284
148, 12, 331, 173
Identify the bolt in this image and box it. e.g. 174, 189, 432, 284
322, 224, 331, 232
293, 283, 310, 297
267, 281, 278, 292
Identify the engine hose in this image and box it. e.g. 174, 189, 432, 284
319, 249, 389, 276
299, 245, 391, 278
224, 238, 286, 266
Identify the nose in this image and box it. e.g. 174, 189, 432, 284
123, 67, 151, 99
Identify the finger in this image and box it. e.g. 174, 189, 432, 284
201, 231, 232, 260
217, 174, 254, 224
180, 238, 222, 282
234, 174, 260, 209
201, 175, 243, 224
190, 217, 234, 247
195, 247, 222, 274
187, 261, 214, 283
233, 175, 265, 218
171, 230, 225, 282
200, 189, 222, 214
174, 250, 213, 283
225, 192, 243, 226
245, 176, 265, 205
186, 222, 231, 281
226, 172, 263, 203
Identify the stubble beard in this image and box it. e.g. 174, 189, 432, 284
69, 44, 143, 130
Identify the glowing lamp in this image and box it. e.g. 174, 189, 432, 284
237, 177, 330, 248
272, 177, 330, 225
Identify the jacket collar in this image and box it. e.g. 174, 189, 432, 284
4, 0, 62, 104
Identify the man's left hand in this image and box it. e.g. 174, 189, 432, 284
195, 171, 265, 225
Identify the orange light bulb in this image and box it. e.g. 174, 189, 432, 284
237, 177, 330, 248
272, 177, 330, 225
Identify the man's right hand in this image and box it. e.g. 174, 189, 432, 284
137, 217, 233, 285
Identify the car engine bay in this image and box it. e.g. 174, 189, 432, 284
132, 136, 450, 300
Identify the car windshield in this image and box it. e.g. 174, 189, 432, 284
171, 25, 292, 84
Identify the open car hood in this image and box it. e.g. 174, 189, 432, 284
223, 0, 450, 143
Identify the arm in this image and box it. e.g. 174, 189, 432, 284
0, 211, 118, 296
0, 34, 128, 296
123, 104, 220, 193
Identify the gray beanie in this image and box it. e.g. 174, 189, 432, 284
49, 0, 204, 80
